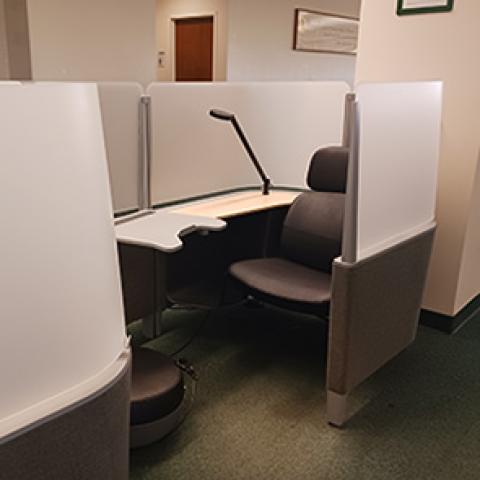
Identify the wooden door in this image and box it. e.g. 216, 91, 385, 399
175, 16, 213, 82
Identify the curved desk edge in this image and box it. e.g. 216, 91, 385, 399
114, 211, 226, 252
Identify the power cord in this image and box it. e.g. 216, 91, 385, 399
167, 309, 212, 358
175, 357, 199, 381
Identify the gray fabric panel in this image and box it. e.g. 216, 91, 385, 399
118, 244, 168, 323
281, 192, 344, 272
229, 257, 332, 304
327, 227, 436, 395
118, 243, 158, 323
0, 359, 131, 480
307, 146, 349, 193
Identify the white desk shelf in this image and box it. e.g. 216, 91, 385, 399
115, 210, 226, 252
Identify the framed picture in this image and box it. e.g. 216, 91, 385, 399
293, 9, 359, 55
397, 0, 454, 16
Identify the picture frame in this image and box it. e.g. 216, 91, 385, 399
397, 0, 454, 16
293, 9, 359, 55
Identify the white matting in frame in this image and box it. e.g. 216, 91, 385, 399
293, 9, 358, 55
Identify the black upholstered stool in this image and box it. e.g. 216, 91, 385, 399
130, 347, 185, 448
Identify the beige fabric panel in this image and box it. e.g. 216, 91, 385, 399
97, 82, 143, 214
148, 82, 348, 205
0, 358, 130, 480
3, 0, 31, 80
327, 227, 435, 395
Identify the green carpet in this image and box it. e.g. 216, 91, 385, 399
129, 305, 480, 480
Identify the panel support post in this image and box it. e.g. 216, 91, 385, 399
327, 390, 349, 427
342, 93, 356, 148
140, 95, 152, 210
341, 96, 360, 264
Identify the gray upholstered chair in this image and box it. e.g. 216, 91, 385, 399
229, 146, 349, 317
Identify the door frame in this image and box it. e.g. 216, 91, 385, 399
170, 12, 218, 82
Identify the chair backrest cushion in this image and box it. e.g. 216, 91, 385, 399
307, 146, 349, 193
280, 146, 348, 272
281, 192, 344, 272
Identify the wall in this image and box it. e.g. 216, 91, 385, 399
27, 0, 157, 86
455, 155, 480, 312
356, 0, 480, 316
156, 0, 228, 81
226, 0, 361, 85
0, 0, 9, 78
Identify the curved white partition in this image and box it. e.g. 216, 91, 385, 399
147, 82, 349, 205
355, 82, 443, 259
98, 82, 143, 214
0, 83, 127, 438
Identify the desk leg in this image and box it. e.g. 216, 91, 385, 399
142, 249, 168, 339
142, 313, 162, 339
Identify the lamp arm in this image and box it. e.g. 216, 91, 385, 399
231, 117, 270, 195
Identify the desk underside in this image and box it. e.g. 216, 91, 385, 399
117, 190, 301, 320
119, 206, 291, 321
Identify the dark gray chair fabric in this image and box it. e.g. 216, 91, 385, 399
281, 191, 345, 273
230, 258, 331, 304
229, 146, 348, 314
307, 146, 349, 193
130, 347, 184, 426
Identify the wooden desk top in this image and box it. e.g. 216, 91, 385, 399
172, 190, 301, 219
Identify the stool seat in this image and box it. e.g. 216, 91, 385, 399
130, 347, 184, 426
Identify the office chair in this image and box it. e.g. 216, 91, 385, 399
229, 146, 348, 318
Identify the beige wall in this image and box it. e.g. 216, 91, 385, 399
227, 0, 361, 84
356, 0, 480, 316
455, 155, 480, 312
156, 0, 227, 81
27, 0, 157, 86
0, 0, 9, 78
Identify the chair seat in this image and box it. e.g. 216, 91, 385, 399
130, 347, 184, 426
229, 257, 332, 305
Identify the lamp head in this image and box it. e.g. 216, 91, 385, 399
209, 109, 235, 122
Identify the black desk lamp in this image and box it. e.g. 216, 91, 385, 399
209, 109, 271, 195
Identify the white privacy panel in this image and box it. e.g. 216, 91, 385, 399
98, 82, 143, 213
148, 82, 349, 205
0, 83, 126, 435
356, 82, 442, 258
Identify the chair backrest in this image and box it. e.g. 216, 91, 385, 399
280, 147, 349, 273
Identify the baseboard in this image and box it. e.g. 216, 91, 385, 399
420, 294, 480, 334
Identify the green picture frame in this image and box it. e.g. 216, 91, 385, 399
397, 0, 454, 16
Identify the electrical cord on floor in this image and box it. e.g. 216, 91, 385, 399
167, 308, 212, 358
166, 296, 250, 359
176, 357, 199, 381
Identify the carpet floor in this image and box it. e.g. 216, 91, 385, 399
129, 305, 480, 480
